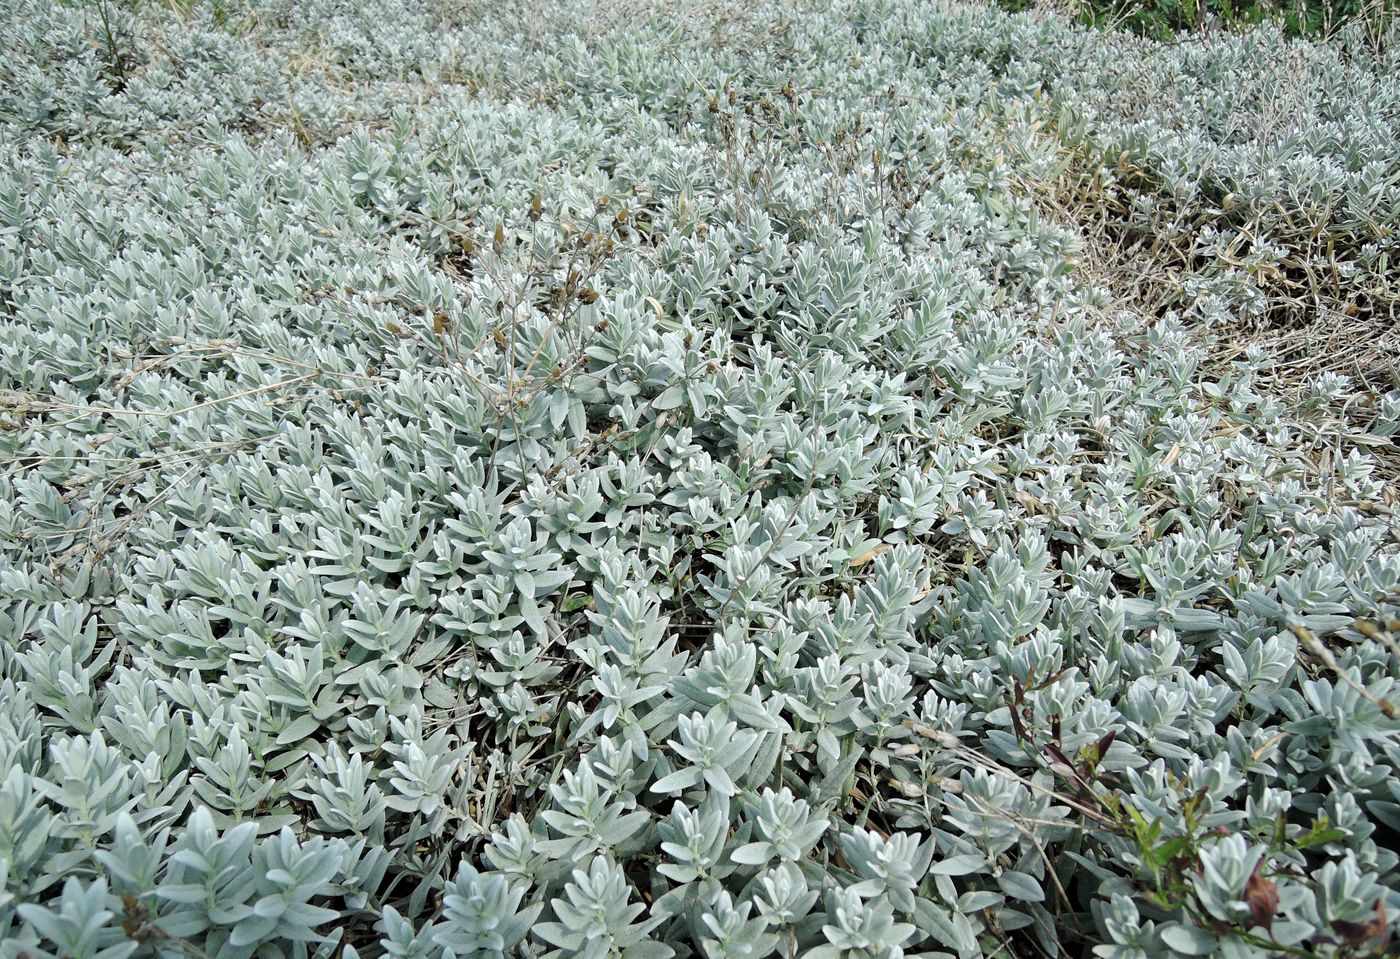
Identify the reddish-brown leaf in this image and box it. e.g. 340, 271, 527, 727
1244, 862, 1279, 933
1334, 898, 1391, 949
1371, 898, 1391, 950
1044, 742, 1074, 770
1096, 729, 1118, 759
1008, 688, 1027, 743
1331, 919, 1368, 946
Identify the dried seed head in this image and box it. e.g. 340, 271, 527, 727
906, 721, 961, 749
888, 779, 924, 798
528, 194, 542, 221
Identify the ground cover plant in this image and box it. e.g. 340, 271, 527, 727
1, 0, 1398, 957
998, 0, 1400, 43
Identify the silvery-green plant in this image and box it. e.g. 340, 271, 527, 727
1, 0, 1398, 956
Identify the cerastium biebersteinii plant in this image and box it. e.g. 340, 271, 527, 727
0, 0, 1398, 957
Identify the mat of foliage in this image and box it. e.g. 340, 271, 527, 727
1, 0, 1398, 957
998, 0, 1399, 43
